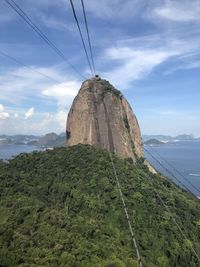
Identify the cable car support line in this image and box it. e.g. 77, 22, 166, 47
109, 152, 143, 267
4, 0, 85, 80
80, 0, 96, 75
0, 51, 60, 84
69, 0, 94, 76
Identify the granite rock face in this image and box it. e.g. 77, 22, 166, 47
66, 78, 143, 161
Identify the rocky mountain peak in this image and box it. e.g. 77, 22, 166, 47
66, 78, 143, 161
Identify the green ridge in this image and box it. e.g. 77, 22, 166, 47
99, 80, 121, 98
0, 145, 199, 267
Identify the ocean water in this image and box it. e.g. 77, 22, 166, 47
144, 141, 200, 197
0, 142, 200, 196
0, 144, 40, 160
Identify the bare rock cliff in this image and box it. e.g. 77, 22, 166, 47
66, 78, 143, 161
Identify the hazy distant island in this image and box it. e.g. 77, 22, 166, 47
142, 134, 200, 142
143, 139, 166, 146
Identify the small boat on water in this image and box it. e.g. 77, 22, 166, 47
189, 173, 200, 177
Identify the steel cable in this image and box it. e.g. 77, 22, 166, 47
5, 0, 85, 79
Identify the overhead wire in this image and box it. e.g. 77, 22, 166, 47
109, 152, 143, 267
0, 51, 60, 83
146, 144, 200, 195
4, 0, 85, 80
80, 0, 96, 75
69, 0, 94, 76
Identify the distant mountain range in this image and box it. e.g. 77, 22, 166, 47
0, 133, 66, 148
0, 133, 199, 148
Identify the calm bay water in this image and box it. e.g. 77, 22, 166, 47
145, 141, 200, 197
0, 141, 200, 196
0, 144, 40, 160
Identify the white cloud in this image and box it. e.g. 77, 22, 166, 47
104, 47, 174, 88
30, 110, 67, 134
154, 0, 200, 22
0, 109, 67, 135
0, 63, 81, 104
0, 104, 9, 120
25, 107, 34, 119
42, 81, 80, 108
103, 40, 186, 88
99, 27, 200, 88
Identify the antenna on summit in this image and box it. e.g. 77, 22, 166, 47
93, 74, 101, 81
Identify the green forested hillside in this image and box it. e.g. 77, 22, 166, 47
0, 145, 200, 267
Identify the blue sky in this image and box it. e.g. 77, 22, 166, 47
0, 0, 200, 136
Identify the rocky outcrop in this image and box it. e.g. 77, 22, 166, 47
66, 78, 143, 161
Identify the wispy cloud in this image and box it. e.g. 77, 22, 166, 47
102, 32, 200, 88
0, 64, 79, 103
154, 0, 200, 22
103, 46, 174, 88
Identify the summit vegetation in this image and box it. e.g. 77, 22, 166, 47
0, 145, 200, 267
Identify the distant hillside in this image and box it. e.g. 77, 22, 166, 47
0, 145, 199, 267
0, 134, 39, 145
144, 139, 165, 146
174, 134, 195, 141
142, 135, 172, 142
37, 133, 66, 147
0, 133, 66, 147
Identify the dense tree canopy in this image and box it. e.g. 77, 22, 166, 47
0, 145, 199, 266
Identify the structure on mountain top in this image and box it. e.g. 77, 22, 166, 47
93, 74, 101, 81
66, 78, 144, 161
